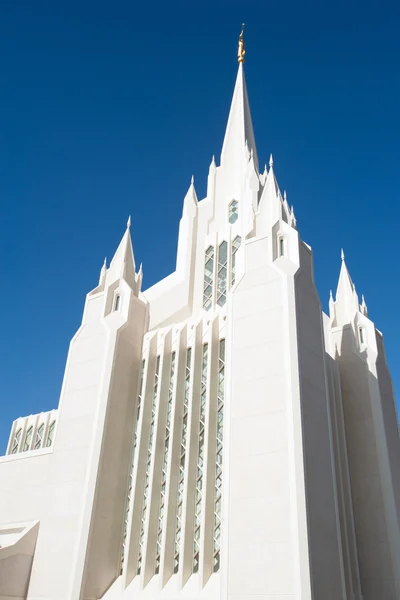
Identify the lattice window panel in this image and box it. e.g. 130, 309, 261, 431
231, 235, 241, 287
213, 339, 225, 572
155, 353, 176, 574
217, 241, 228, 307
137, 355, 160, 575
203, 246, 214, 311
120, 359, 145, 571
193, 343, 208, 572
174, 348, 192, 573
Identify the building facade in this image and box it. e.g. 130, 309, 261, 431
1, 35, 400, 600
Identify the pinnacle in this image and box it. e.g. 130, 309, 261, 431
191, 174, 194, 185
341, 248, 345, 261
269, 153, 274, 168
127, 215, 131, 229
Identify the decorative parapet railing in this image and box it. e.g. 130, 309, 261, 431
5, 409, 58, 456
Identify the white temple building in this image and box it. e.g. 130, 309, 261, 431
1, 31, 400, 600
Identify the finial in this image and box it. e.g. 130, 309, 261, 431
127, 215, 131, 228
191, 174, 194, 185
284, 190, 287, 202
330, 289, 334, 300
139, 262, 143, 275
263, 163, 267, 173
103, 257, 107, 267
341, 248, 345, 261
269, 153, 274, 168
238, 23, 245, 63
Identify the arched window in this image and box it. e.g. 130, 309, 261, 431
203, 246, 214, 311
23, 426, 33, 452
231, 236, 241, 286
46, 421, 56, 448
279, 237, 285, 257
114, 294, 121, 311
34, 423, 45, 450
217, 241, 228, 307
11, 428, 22, 454
229, 200, 238, 224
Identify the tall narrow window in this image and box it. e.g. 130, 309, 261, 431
23, 426, 33, 452
231, 236, 241, 287
46, 421, 56, 447
121, 359, 146, 572
155, 352, 176, 574
137, 355, 160, 575
359, 328, 365, 345
34, 423, 45, 450
174, 347, 191, 573
114, 294, 121, 311
203, 246, 214, 310
193, 343, 208, 573
217, 241, 228, 307
279, 237, 285, 257
11, 428, 22, 454
213, 339, 225, 572
229, 200, 238, 224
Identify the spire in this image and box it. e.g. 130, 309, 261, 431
98, 257, 107, 286
182, 176, 198, 216
334, 250, 360, 324
269, 153, 274, 168
109, 220, 136, 290
361, 294, 368, 316
220, 31, 258, 174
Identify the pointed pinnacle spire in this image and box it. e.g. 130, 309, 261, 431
341, 248, 345, 261
284, 190, 287, 202
220, 44, 258, 172
127, 215, 131, 229
191, 174, 194, 185
269, 153, 274, 168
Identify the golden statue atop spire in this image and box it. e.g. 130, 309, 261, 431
238, 23, 245, 63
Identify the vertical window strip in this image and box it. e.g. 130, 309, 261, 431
231, 236, 241, 287
229, 200, 238, 224
23, 426, 33, 452
45, 421, 55, 447
217, 242, 228, 307
193, 343, 209, 573
155, 352, 176, 574
174, 348, 192, 573
137, 355, 160, 575
34, 423, 45, 450
120, 359, 146, 571
11, 428, 22, 454
213, 339, 225, 572
203, 246, 214, 311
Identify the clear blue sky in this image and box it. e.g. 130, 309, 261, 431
1, 1, 399, 451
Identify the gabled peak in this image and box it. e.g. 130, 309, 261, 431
109, 220, 137, 290
220, 62, 258, 173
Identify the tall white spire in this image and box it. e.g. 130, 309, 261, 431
108, 219, 136, 290
220, 28, 258, 173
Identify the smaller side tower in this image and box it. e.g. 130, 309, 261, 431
328, 252, 400, 600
